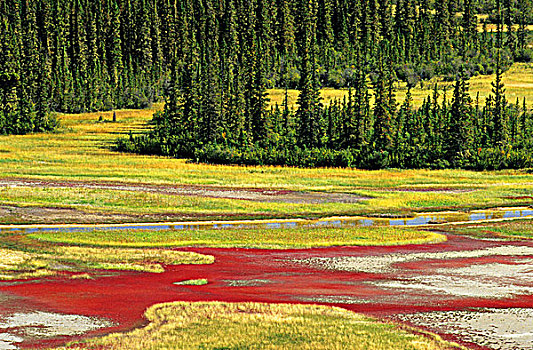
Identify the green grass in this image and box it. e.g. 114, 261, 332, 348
444, 218, 533, 239
28, 226, 446, 249
54, 302, 462, 350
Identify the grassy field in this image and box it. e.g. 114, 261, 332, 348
444, 218, 533, 239
28, 226, 446, 249
55, 302, 462, 350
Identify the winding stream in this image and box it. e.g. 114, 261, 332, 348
1, 207, 533, 234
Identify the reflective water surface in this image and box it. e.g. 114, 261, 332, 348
2, 207, 532, 234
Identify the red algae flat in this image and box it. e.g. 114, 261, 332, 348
0, 235, 532, 349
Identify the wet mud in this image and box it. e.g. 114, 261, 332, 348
0, 234, 532, 349
397, 308, 533, 350
0, 178, 366, 204
0, 204, 276, 225
0, 205, 140, 225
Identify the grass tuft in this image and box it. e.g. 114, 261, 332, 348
173, 279, 208, 286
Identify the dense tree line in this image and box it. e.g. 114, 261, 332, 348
116, 0, 533, 170
1, 0, 532, 169
1, 0, 170, 133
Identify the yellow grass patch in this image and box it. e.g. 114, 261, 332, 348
0, 248, 31, 269
53, 246, 214, 272
0, 245, 213, 280
269, 63, 533, 110
29, 226, 446, 249
55, 302, 463, 350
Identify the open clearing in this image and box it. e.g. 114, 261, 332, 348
269, 63, 533, 110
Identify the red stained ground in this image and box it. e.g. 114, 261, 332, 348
1, 234, 532, 350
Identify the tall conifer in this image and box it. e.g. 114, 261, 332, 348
296, 0, 322, 148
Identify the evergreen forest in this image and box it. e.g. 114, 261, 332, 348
1, 0, 533, 169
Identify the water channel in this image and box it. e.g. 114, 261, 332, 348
1, 207, 532, 234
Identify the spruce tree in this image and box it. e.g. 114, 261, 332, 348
491, 52, 507, 146
351, 51, 369, 149
137, 0, 153, 74
296, 0, 322, 148
274, 0, 296, 90
503, 0, 516, 54
330, 0, 350, 51
0, 17, 20, 132
372, 50, 394, 154
378, 0, 392, 43
446, 78, 473, 164
517, 0, 530, 51
107, 0, 123, 99
496, 0, 504, 50
219, 0, 243, 142
462, 0, 478, 54
435, 0, 451, 56
197, 1, 222, 145
150, 0, 163, 80
317, 0, 334, 73
19, 0, 40, 131
249, 0, 271, 144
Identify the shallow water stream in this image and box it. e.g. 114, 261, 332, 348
2, 207, 532, 234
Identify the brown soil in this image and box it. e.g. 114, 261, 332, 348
380, 187, 476, 193
0, 178, 367, 204
0, 205, 280, 225
0, 205, 135, 224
